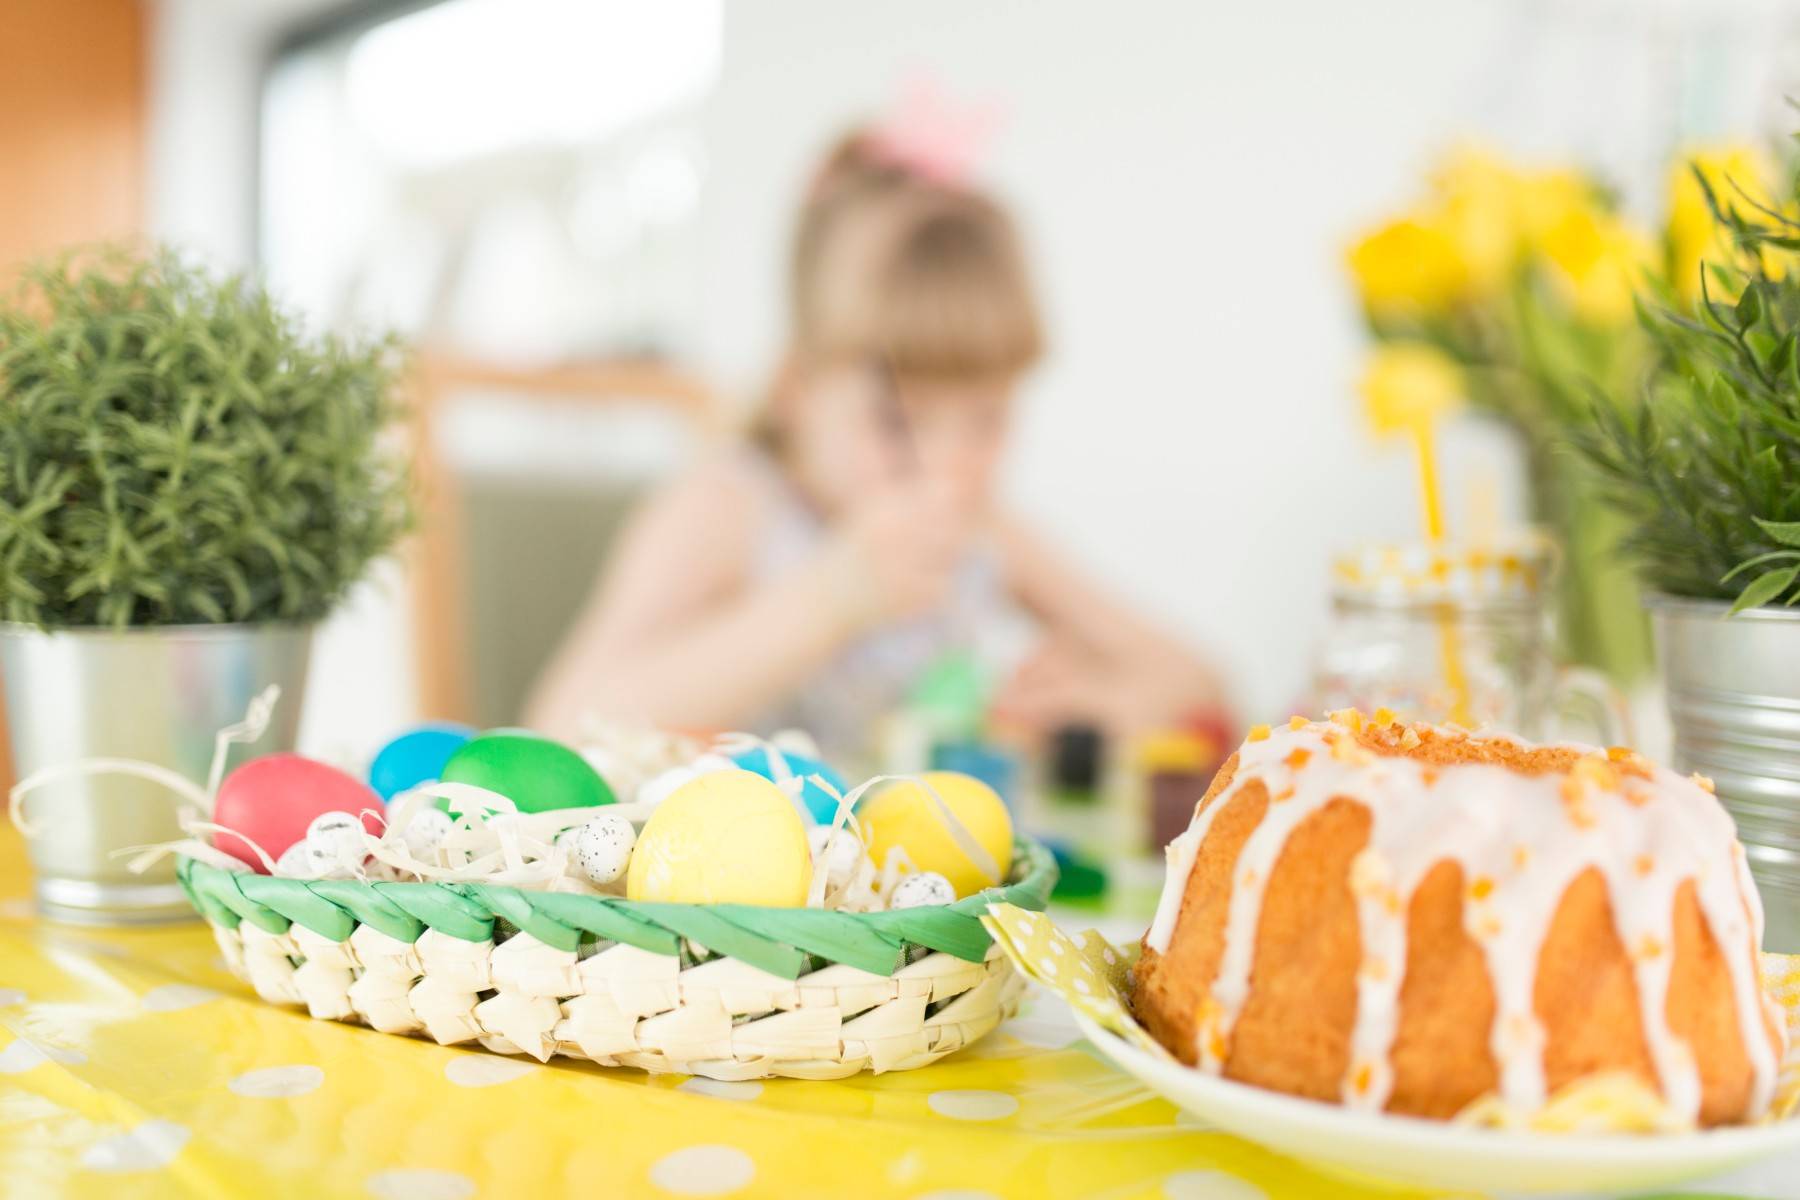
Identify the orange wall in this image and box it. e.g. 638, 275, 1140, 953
0, 0, 146, 273
0, 0, 146, 786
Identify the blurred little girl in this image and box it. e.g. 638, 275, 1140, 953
527, 126, 1228, 758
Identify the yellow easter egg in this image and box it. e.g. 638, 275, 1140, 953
626, 770, 812, 906
857, 771, 1014, 898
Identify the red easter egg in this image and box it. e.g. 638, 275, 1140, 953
213, 753, 385, 872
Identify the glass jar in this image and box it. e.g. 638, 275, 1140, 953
1309, 538, 1625, 742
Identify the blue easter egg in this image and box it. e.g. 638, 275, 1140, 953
369, 722, 476, 800
731, 746, 849, 824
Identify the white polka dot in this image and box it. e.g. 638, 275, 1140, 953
1162, 1170, 1268, 1200
926, 1089, 1019, 1121
0, 1039, 84, 1073
365, 1168, 476, 1200
1072, 977, 1092, 995
1048, 940, 1065, 955
1036, 957, 1059, 976
141, 984, 220, 1012
445, 1054, 536, 1087
229, 1065, 324, 1098
1102, 948, 1119, 965
80, 1120, 190, 1172
998, 1015, 1080, 1049
0, 988, 25, 1006
647, 1144, 755, 1196
887, 1148, 925, 1185
677, 1077, 764, 1101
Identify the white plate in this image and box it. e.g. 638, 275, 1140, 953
1072, 1011, 1800, 1195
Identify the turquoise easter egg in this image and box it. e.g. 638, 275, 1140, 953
730, 745, 849, 824
438, 732, 613, 815
368, 722, 476, 800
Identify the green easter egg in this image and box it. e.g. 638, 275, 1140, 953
438, 732, 613, 815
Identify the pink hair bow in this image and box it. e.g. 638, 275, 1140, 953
866, 76, 1003, 187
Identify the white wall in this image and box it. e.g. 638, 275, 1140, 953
695, 0, 1520, 717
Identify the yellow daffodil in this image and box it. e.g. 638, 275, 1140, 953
1347, 215, 1467, 315
1360, 342, 1464, 436
1666, 144, 1785, 301
1429, 145, 1526, 296
1511, 167, 1597, 248
1427, 144, 1602, 296
1539, 206, 1657, 325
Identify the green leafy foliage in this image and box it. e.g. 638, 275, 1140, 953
1577, 158, 1800, 615
0, 247, 411, 628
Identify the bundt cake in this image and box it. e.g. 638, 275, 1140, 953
1131, 710, 1787, 1127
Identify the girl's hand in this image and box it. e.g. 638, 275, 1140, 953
990, 640, 1108, 735
820, 480, 972, 632
993, 637, 1233, 740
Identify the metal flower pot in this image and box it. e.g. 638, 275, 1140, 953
1650, 595, 1800, 951
1, 622, 313, 925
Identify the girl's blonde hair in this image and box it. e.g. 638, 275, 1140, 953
784, 129, 1045, 383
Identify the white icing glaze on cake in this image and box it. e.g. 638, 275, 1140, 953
1144, 716, 1785, 1122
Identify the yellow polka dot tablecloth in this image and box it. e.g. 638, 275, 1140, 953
0, 831, 1792, 1200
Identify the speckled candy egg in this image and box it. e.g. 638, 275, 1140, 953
889, 870, 956, 909
730, 745, 849, 824
368, 722, 475, 800
807, 824, 866, 888
438, 732, 614, 815
400, 806, 455, 861
304, 811, 368, 874
272, 841, 315, 879
856, 771, 1014, 899
627, 770, 811, 906
213, 753, 385, 872
567, 812, 636, 885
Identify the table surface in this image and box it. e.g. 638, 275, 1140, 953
1, 831, 1796, 1200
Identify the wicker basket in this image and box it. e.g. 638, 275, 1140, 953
175, 839, 1056, 1080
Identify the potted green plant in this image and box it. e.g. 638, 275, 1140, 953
0, 247, 409, 923
1579, 163, 1800, 950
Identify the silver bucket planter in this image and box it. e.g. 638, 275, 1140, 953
1651, 596, 1800, 951
1, 622, 313, 924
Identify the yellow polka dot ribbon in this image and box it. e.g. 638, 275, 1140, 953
1764, 951, 1800, 1121
980, 903, 1169, 1057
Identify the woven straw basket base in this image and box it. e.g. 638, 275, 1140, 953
208, 908, 1027, 1080
180, 838, 1054, 1078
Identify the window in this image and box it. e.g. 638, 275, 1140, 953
260, 0, 721, 360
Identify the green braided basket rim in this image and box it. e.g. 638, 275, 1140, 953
176, 838, 1058, 980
